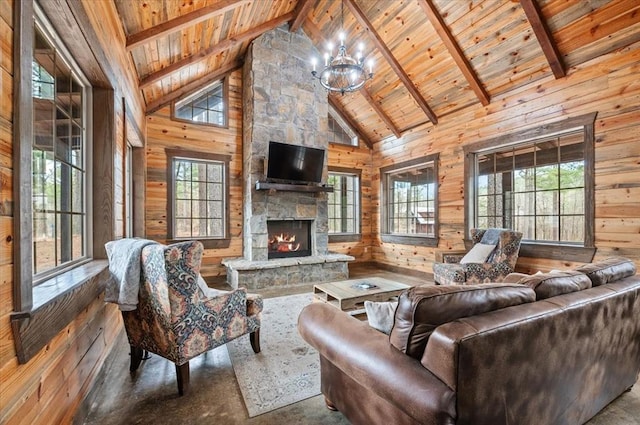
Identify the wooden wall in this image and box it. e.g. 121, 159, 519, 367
327, 143, 374, 262
372, 39, 640, 275
145, 71, 375, 279
0, 0, 144, 423
145, 71, 244, 279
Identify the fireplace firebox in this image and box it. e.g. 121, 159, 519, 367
267, 220, 312, 259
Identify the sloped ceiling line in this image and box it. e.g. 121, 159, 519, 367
519, 0, 566, 78
328, 96, 373, 149
290, 0, 316, 33
359, 88, 401, 138
125, 0, 252, 51
300, 17, 401, 140
139, 12, 294, 89
146, 59, 243, 114
344, 0, 438, 125
417, 0, 490, 106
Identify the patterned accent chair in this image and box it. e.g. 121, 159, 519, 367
433, 228, 523, 285
121, 240, 262, 395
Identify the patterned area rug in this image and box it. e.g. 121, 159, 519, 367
226, 293, 319, 417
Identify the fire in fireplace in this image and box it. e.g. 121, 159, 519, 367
267, 220, 311, 259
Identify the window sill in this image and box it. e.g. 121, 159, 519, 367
10, 260, 110, 364
518, 243, 596, 263
329, 234, 362, 243
381, 234, 439, 247
168, 238, 230, 249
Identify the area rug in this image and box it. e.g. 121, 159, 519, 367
226, 293, 319, 417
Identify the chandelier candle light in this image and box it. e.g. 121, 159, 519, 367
311, 3, 373, 94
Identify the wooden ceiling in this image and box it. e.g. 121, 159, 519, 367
113, 0, 640, 145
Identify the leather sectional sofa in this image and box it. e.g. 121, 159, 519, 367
298, 257, 640, 425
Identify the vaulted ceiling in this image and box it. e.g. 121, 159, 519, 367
113, 0, 640, 145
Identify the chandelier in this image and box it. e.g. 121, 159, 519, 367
311, 1, 373, 95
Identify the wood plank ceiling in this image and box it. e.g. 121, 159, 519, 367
113, 0, 640, 145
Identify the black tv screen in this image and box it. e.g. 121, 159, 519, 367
266, 141, 325, 184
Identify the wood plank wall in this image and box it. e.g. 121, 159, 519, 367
146, 71, 374, 279
0, 0, 142, 423
372, 40, 640, 275
145, 71, 245, 279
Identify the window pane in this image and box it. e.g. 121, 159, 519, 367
560, 161, 584, 189
561, 216, 584, 243
385, 161, 436, 236
536, 190, 558, 215
173, 81, 226, 126
536, 215, 559, 242
560, 188, 584, 215
514, 216, 535, 240
171, 157, 226, 239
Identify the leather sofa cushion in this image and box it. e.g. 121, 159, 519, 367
517, 271, 592, 300
389, 284, 536, 359
575, 257, 637, 286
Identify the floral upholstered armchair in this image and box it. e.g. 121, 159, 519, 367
433, 228, 523, 285
120, 240, 262, 395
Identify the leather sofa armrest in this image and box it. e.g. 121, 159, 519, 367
298, 303, 456, 423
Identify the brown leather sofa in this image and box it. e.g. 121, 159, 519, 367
298, 258, 640, 425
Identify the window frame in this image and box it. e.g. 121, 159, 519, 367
11, 1, 116, 364
170, 79, 228, 128
463, 113, 597, 262
166, 149, 231, 249
328, 106, 358, 146
380, 154, 440, 247
31, 20, 91, 283
328, 166, 362, 243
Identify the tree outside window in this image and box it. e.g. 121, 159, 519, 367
166, 150, 231, 248
464, 113, 596, 260
32, 23, 87, 281
381, 154, 439, 247
328, 171, 360, 235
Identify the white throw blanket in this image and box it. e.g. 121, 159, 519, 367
105, 238, 158, 311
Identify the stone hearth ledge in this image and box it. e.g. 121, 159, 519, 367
222, 254, 355, 290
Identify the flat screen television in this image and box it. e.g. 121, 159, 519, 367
266, 141, 325, 184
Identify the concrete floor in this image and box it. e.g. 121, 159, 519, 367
80, 267, 640, 425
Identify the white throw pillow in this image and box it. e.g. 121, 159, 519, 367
459, 243, 496, 264
364, 300, 398, 335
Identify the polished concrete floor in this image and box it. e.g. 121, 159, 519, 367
81, 267, 640, 425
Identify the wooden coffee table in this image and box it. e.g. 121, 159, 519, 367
313, 277, 410, 317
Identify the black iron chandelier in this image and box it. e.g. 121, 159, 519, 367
311, 0, 373, 95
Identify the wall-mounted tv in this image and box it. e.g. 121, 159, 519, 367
266, 141, 325, 184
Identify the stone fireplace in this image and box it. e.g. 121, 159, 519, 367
222, 25, 353, 290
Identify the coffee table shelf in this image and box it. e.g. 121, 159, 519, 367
313, 277, 410, 316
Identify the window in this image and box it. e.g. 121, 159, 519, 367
464, 113, 596, 261
381, 154, 439, 246
166, 149, 230, 248
32, 13, 89, 282
172, 79, 227, 127
328, 106, 358, 146
328, 168, 361, 241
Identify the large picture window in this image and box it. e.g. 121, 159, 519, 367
464, 113, 596, 260
32, 17, 88, 282
328, 169, 361, 241
167, 150, 230, 248
381, 154, 439, 246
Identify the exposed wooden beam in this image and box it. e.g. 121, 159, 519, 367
359, 88, 401, 138
290, 0, 315, 33
519, 0, 566, 78
139, 12, 294, 89
417, 0, 490, 106
146, 60, 243, 114
343, 0, 438, 124
126, 0, 252, 51
304, 18, 400, 140
328, 96, 373, 149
